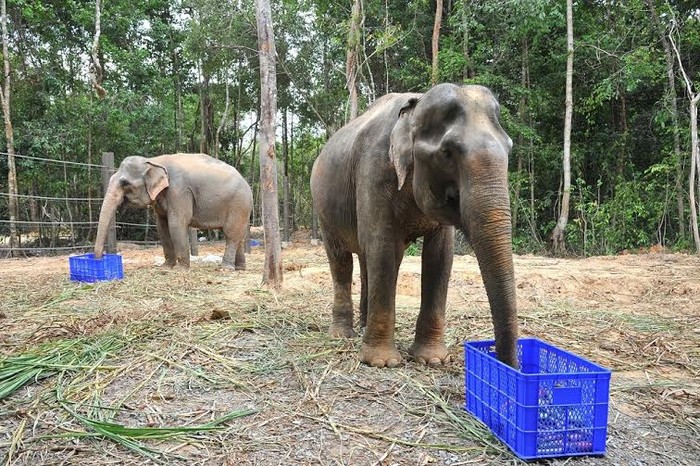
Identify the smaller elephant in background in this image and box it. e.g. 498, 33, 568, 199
94, 153, 252, 269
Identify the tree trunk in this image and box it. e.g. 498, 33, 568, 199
289, 114, 295, 231
199, 67, 212, 155
689, 94, 700, 253
90, 0, 106, 99
382, 0, 390, 95
550, 0, 574, 254
233, 58, 242, 163
174, 49, 183, 151
256, 0, 283, 287
645, 0, 685, 240
214, 70, 231, 159
250, 121, 258, 227
282, 110, 290, 242
461, 1, 472, 80
346, 0, 361, 121
617, 91, 629, 179
668, 23, 700, 252
0, 0, 18, 257
513, 36, 529, 235
431, 0, 443, 86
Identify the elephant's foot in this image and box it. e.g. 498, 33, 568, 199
221, 262, 238, 271
161, 260, 177, 269
410, 341, 451, 366
360, 342, 402, 368
328, 321, 355, 338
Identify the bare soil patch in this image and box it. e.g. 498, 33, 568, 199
1, 242, 699, 465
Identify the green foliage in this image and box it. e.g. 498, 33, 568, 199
405, 241, 421, 257
1, 0, 699, 256
564, 172, 671, 255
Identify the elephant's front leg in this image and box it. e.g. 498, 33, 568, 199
168, 211, 191, 268
411, 226, 454, 365
155, 214, 176, 267
358, 253, 368, 328
361, 236, 403, 368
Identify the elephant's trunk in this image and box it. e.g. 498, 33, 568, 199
94, 177, 123, 259
462, 173, 519, 368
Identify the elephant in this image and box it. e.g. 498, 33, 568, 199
310, 83, 518, 368
94, 153, 253, 270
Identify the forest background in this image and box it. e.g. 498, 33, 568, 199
1, 0, 699, 257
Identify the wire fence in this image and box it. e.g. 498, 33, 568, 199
1, 152, 160, 256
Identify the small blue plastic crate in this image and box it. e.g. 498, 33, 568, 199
464, 338, 611, 460
69, 253, 124, 283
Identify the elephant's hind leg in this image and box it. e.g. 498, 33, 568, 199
234, 242, 246, 270
324, 239, 355, 338
221, 238, 245, 271
222, 220, 247, 270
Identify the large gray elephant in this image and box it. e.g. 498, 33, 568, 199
310, 83, 518, 368
94, 153, 253, 269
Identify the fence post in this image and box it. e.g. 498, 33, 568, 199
101, 152, 117, 254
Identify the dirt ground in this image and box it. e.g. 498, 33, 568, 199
0, 239, 699, 465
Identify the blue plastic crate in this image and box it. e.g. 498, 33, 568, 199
69, 253, 124, 282
464, 338, 611, 460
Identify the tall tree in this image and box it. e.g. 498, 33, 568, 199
550, 0, 574, 254
669, 20, 700, 253
256, 0, 283, 286
214, 71, 231, 159
0, 0, 17, 256
346, 0, 361, 121
431, 0, 443, 86
644, 0, 685, 239
90, 0, 106, 99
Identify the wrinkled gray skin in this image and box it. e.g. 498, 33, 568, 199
94, 153, 252, 270
310, 84, 518, 368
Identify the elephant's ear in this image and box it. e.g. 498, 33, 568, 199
144, 161, 169, 201
389, 97, 418, 191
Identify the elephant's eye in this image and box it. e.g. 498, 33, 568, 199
120, 179, 131, 188
441, 147, 451, 160
440, 140, 465, 161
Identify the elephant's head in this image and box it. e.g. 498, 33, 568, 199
94, 156, 169, 258
389, 83, 519, 367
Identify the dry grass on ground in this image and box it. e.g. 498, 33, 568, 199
0, 241, 699, 465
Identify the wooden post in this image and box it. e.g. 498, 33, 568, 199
101, 152, 117, 253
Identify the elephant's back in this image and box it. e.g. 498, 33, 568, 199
161, 153, 252, 208
311, 92, 422, 251
313, 92, 421, 182
161, 153, 247, 184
